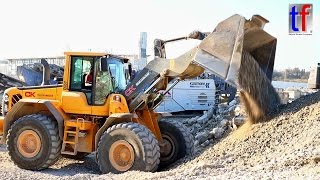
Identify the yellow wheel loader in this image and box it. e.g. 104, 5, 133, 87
0, 14, 279, 173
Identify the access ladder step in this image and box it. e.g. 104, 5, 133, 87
65, 131, 77, 134
61, 143, 78, 155
63, 141, 76, 144
61, 150, 77, 155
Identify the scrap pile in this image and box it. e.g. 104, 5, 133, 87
17, 63, 64, 86
176, 95, 246, 151
0, 73, 26, 95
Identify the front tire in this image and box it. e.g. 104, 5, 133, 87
97, 122, 160, 174
7, 114, 62, 170
158, 120, 194, 169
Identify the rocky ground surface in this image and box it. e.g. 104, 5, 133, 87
1, 91, 320, 179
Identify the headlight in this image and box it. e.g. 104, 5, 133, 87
3, 94, 9, 102
113, 95, 121, 102
2, 93, 9, 116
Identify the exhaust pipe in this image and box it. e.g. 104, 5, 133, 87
41, 59, 50, 86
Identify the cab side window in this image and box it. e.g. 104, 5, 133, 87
70, 57, 83, 90
70, 56, 94, 104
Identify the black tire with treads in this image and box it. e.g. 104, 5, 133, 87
97, 122, 160, 174
158, 119, 194, 169
7, 114, 61, 170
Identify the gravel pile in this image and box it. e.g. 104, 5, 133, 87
1, 91, 320, 179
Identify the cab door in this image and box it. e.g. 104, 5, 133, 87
61, 56, 95, 114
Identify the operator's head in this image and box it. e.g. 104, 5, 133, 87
89, 62, 94, 71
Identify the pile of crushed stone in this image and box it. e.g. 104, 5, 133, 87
0, 91, 319, 179
146, 90, 320, 179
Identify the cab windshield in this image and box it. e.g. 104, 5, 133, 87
94, 57, 126, 105
107, 58, 126, 92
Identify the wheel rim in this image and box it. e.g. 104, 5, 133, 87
109, 140, 134, 172
160, 134, 175, 162
17, 130, 41, 158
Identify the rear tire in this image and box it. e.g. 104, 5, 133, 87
97, 122, 160, 174
158, 120, 194, 169
7, 114, 61, 170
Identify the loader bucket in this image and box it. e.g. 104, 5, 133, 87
194, 14, 279, 123
194, 14, 277, 87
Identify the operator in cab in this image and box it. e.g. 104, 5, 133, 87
85, 67, 93, 85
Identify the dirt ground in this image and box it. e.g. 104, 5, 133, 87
1, 91, 320, 179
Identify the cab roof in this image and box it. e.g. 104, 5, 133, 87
64, 52, 129, 63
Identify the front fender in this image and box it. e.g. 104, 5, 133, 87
94, 113, 134, 150
1, 99, 66, 144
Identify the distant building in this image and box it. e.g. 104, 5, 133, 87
139, 32, 147, 59
1, 33, 149, 77
131, 32, 148, 71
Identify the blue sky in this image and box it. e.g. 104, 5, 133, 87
0, 0, 319, 70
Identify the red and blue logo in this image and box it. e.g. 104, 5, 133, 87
289, 4, 313, 34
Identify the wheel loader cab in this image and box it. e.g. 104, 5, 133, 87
62, 52, 129, 115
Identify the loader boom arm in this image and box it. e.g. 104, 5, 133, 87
154, 31, 209, 59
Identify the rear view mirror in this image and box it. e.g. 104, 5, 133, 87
100, 57, 109, 72
128, 63, 132, 77
124, 63, 133, 82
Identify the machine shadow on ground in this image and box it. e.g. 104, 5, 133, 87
42, 155, 101, 176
